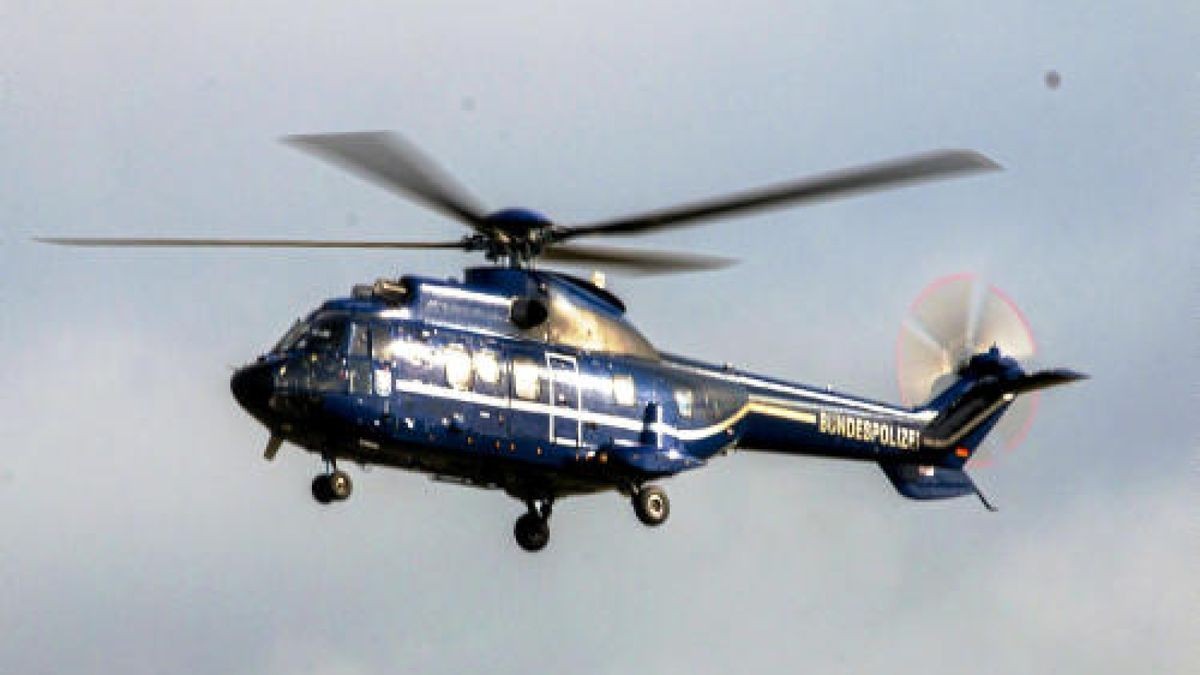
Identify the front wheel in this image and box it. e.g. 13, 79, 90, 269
311, 475, 334, 504
633, 485, 670, 526
514, 513, 550, 552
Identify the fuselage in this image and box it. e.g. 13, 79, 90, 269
231, 267, 933, 499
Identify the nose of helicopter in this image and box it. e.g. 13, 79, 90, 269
231, 361, 275, 421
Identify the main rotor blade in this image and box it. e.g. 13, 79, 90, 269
283, 131, 489, 229
541, 243, 736, 275
35, 236, 469, 250
554, 149, 1000, 240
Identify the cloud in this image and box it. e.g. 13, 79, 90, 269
851, 478, 1200, 674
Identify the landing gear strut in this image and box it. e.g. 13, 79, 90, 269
633, 484, 669, 526
312, 460, 353, 505
513, 498, 553, 552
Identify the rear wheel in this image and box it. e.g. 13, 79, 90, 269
329, 470, 353, 501
633, 485, 669, 526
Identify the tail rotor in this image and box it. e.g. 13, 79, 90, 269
896, 273, 1040, 465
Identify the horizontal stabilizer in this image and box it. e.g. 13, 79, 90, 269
1007, 368, 1089, 395
923, 367, 1088, 450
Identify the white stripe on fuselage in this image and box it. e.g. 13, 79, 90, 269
388, 378, 822, 444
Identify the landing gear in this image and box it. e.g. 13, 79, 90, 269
312, 474, 335, 504
633, 485, 669, 526
513, 498, 553, 552
329, 470, 353, 499
312, 463, 353, 505
514, 513, 550, 552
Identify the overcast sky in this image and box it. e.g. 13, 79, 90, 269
1, 2, 1196, 673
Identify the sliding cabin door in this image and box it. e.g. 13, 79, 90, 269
546, 353, 581, 448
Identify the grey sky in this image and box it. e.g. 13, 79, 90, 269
1, 2, 1196, 673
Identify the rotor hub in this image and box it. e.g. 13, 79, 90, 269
483, 208, 553, 238
480, 208, 555, 263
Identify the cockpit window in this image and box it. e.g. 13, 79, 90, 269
347, 322, 370, 357
304, 319, 348, 353
273, 319, 310, 353
369, 323, 395, 362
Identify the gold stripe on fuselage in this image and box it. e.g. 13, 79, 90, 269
744, 400, 818, 425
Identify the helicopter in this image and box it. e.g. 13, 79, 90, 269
38, 132, 1085, 551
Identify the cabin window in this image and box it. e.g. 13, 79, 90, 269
512, 358, 542, 401
612, 374, 637, 407
443, 345, 473, 391
675, 388, 694, 419
392, 332, 433, 368
473, 349, 501, 386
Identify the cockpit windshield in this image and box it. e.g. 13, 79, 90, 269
271, 313, 349, 354
272, 319, 310, 353
304, 318, 348, 353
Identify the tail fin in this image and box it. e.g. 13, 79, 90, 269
879, 462, 997, 510
920, 354, 1086, 466
881, 347, 1087, 509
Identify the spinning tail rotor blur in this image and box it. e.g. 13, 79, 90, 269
896, 273, 1041, 466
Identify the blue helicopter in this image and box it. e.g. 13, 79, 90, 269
39, 132, 1085, 551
